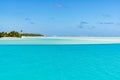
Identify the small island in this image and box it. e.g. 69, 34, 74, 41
0, 31, 44, 38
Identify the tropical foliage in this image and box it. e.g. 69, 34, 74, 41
0, 31, 43, 38
21, 33, 43, 36
0, 31, 22, 38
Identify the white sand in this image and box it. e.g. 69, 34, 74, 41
0, 37, 120, 44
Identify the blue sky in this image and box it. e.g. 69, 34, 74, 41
0, 0, 120, 36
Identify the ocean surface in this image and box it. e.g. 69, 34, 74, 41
0, 44, 120, 80
0, 37, 120, 80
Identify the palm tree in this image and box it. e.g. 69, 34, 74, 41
8, 31, 22, 38
0, 32, 8, 37
20, 30, 23, 33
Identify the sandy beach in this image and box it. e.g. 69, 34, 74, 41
0, 37, 120, 44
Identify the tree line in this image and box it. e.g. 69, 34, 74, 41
0, 31, 44, 38
0, 31, 22, 38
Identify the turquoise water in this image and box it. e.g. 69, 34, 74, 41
1, 37, 120, 44
0, 44, 120, 80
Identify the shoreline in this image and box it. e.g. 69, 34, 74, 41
0, 37, 120, 44
1, 36, 120, 40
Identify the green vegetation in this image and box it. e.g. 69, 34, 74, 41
8, 31, 22, 37
0, 32, 8, 37
0, 31, 22, 38
0, 31, 44, 38
22, 33, 44, 37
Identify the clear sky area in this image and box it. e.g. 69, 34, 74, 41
0, 0, 120, 36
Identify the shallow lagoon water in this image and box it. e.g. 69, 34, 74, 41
0, 37, 120, 80
1, 37, 120, 44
